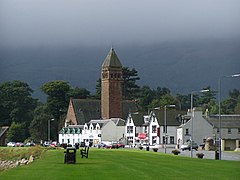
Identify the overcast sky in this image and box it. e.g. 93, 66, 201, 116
1, 0, 240, 47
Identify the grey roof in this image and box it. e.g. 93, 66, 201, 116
205, 115, 240, 128
131, 110, 185, 126
72, 99, 101, 125
88, 118, 125, 127
152, 110, 184, 126
71, 99, 138, 125
102, 48, 122, 68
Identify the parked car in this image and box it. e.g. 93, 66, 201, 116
43, 141, 50, 147
96, 142, 106, 148
7, 142, 15, 147
105, 144, 113, 149
15, 142, 24, 147
25, 142, 36, 147
116, 142, 125, 148
181, 142, 198, 151
51, 141, 58, 147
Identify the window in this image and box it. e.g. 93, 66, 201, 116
127, 126, 133, 133
152, 136, 157, 144
170, 136, 174, 144
152, 125, 157, 133
163, 136, 168, 144
217, 128, 219, 133
238, 128, 240, 134
228, 128, 231, 134
90, 127, 93, 133
163, 126, 167, 133
186, 129, 189, 135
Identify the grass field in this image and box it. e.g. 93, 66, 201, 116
0, 148, 240, 180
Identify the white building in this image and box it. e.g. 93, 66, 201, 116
205, 114, 240, 151
59, 118, 125, 146
177, 108, 213, 146
126, 110, 183, 146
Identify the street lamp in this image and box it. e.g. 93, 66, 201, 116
218, 73, 240, 160
190, 89, 209, 158
164, 104, 175, 153
48, 118, 54, 142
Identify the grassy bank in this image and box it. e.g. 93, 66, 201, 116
0, 146, 45, 161
0, 148, 239, 180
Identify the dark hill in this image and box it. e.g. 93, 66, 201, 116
0, 39, 239, 100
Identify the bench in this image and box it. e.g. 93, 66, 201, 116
80, 146, 89, 158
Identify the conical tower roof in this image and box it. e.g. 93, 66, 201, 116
102, 48, 122, 68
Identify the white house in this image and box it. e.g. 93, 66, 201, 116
59, 118, 125, 146
177, 108, 213, 146
126, 110, 183, 146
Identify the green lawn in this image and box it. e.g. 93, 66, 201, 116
0, 148, 239, 180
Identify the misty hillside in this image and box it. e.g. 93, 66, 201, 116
0, 39, 240, 100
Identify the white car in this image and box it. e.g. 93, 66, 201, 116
7, 142, 16, 147
180, 142, 198, 151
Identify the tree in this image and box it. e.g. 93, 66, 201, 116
7, 122, 26, 142
41, 80, 70, 140
220, 89, 240, 114
175, 93, 190, 111
0, 80, 37, 127
95, 78, 101, 99
29, 104, 52, 142
198, 86, 216, 105
67, 87, 90, 99
122, 67, 140, 100
138, 86, 155, 111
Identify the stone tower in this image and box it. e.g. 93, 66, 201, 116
101, 48, 123, 119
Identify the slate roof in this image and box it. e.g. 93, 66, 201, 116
205, 115, 240, 128
89, 118, 125, 127
72, 99, 101, 125
131, 110, 185, 126
102, 48, 122, 68
152, 110, 184, 126
71, 99, 138, 125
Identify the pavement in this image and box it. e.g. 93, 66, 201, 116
153, 147, 240, 161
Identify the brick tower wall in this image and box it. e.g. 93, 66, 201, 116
101, 68, 123, 119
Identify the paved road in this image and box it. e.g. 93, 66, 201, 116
155, 147, 240, 161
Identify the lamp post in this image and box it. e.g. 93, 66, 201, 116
164, 104, 175, 153
190, 89, 209, 158
48, 118, 54, 142
218, 73, 240, 160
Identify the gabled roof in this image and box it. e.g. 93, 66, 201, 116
89, 118, 125, 128
102, 48, 122, 68
152, 110, 184, 126
205, 115, 240, 128
72, 99, 101, 125
130, 110, 185, 127
71, 99, 138, 125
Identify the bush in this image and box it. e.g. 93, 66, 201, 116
172, 149, 180, 155
139, 146, 143, 150
152, 148, 158, 152
196, 153, 204, 159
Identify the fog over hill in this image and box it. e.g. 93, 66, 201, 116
0, 39, 240, 101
